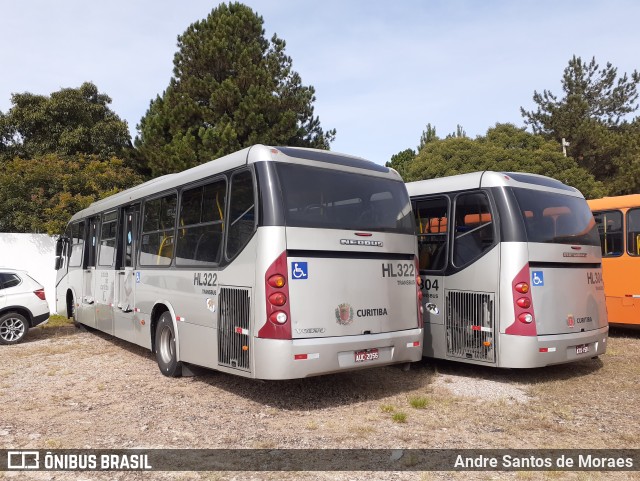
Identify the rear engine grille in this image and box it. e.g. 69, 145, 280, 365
445, 290, 495, 363
218, 287, 251, 371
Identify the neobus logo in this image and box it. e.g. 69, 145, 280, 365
340, 239, 383, 247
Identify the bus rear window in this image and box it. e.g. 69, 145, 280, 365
511, 188, 599, 246
275, 163, 414, 234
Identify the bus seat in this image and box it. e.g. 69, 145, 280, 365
426, 217, 447, 233
464, 213, 492, 226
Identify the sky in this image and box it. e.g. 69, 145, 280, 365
1, 0, 639, 166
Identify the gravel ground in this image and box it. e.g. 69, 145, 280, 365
1, 324, 638, 481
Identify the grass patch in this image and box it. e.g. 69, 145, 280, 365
408, 396, 430, 409
392, 412, 407, 423
380, 404, 395, 413
41, 315, 73, 328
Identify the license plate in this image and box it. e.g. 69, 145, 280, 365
576, 344, 589, 355
355, 348, 379, 363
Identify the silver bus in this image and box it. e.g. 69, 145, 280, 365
406, 171, 608, 368
54, 145, 423, 379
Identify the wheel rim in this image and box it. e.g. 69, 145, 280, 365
0, 317, 26, 342
159, 325, 174, 364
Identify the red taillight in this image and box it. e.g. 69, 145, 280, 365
34, 289, 46, 301
268, 292, 287, 306
259, 251, 292, 340
506, 264, 537, 337
267, 274, 286, 288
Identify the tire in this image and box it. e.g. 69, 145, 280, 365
69, 296, 81, 329
0, 312, 29, 345
155, 312, 182, 377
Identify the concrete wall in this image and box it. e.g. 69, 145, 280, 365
0, 233, 57, 311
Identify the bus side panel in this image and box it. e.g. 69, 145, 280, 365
429, 244, 501, 364
601, 256, 640, 327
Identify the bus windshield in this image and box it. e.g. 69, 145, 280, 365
276, 163, 414, 234
511, 188, 599, 246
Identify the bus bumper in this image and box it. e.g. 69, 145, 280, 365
252, 328, 423, 380
498, 326, 609, 368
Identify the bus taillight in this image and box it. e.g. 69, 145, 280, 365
268, 292, 287, 306
268, 274, 286, 288
505, 263, 537, 336
258, 251, 292, 340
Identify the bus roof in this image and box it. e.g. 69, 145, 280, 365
406, 171, 583, 198
587, 194, 640, 211
70, 145, 395, 222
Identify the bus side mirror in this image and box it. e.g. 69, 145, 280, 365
55, 237, 66, 257
54, 237, 68, 270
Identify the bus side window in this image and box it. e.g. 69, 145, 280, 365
140, 194, 177, 266
68, 221, 85, 268
176, 179, 227, 265
627, 208, 640, 256
453, 192, 494, 267
594, 210, 623, 257
414, 197, 449, 271
226, 170, 256, 260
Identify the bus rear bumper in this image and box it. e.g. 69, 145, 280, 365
252, 328, 423, 380
498, 326, 609, 368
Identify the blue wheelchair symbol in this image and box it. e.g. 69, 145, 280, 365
291, 262, 308, 280
531, 271, 544, 287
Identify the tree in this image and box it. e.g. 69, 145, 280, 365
521, 56, 640, 191
446, 124, 467, 139
136, 2, 336, 177
0, 82, 132, 161
418, 123, 439, 152
406, 123, 606, 199
385, 148, 415, 178
0, 155, 142, 234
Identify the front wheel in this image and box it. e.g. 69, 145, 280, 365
0, 312, 28, 345
155, 312, 182, 377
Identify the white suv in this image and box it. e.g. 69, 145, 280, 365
0, 269, 50, 345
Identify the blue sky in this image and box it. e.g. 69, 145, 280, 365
1, 0, 639, 165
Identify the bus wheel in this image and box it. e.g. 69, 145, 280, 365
155, 312, 182, 377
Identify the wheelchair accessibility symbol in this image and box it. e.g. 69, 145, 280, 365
291, 262, 308, 280
531, 271, 544, 287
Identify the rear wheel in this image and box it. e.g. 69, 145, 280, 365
155, 312, 182, 377
0, 312, 28, 345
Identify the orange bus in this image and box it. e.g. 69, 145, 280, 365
588, 195, 640, 328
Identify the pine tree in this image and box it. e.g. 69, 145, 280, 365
136, 2, 336, 177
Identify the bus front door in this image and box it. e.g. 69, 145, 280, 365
79, 216, 99, 329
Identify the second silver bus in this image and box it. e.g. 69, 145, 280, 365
407, 171, 608, 368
